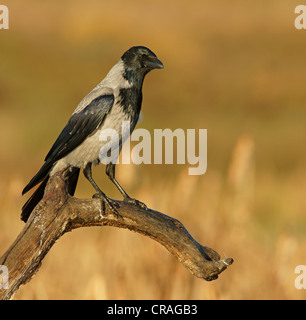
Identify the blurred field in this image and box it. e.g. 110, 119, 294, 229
1, 0, 306, 299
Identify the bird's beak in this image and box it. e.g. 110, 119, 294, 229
145, 57, 164, 70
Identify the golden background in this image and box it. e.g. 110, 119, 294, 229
0, 0, 306, 299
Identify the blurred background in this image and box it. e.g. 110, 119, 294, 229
1, 0, 306, 299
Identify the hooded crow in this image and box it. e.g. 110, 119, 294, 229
21, 46, 164, 222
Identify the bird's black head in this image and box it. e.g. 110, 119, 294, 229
121, 46, 164, 78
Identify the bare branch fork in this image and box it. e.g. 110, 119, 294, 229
0, 173, 233, 300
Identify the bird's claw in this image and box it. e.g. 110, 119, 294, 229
93, 193, 120, 216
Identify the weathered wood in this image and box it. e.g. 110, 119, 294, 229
0, 174, 233, 300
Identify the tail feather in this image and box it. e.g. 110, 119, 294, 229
21, 167, 80, 222
22, 161, 53, 195
66, 167, 80, 196
21, 176, 49, 222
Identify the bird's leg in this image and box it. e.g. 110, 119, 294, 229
83, 163, 119, 215
105, 163, 147, 209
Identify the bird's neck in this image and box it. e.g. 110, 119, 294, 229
123, 68, 146, 90
102, 59, 145, 91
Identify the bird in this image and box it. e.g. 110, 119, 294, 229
21, 46, 164, 222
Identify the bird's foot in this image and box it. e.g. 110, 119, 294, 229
93, 193, 120, 216
124, 196, 147, 210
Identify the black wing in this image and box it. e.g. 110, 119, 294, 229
22, 94, 114, 195
45, 94, 114, 162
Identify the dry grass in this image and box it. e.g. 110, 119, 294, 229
1, 0, 306, 299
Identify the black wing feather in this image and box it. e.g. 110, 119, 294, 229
45, 94, 114, 163
22, 94, 114, 195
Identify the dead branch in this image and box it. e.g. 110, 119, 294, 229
0, 173, 233, 300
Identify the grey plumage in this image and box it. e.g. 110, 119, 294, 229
21, 46, 163, 222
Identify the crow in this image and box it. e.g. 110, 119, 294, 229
21, 46, 164, 222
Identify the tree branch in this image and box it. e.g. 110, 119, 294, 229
0, 173, 233, 300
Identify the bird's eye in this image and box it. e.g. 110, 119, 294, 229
137, 53, 142, 59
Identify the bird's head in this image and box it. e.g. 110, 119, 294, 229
121, 46, 164, 78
